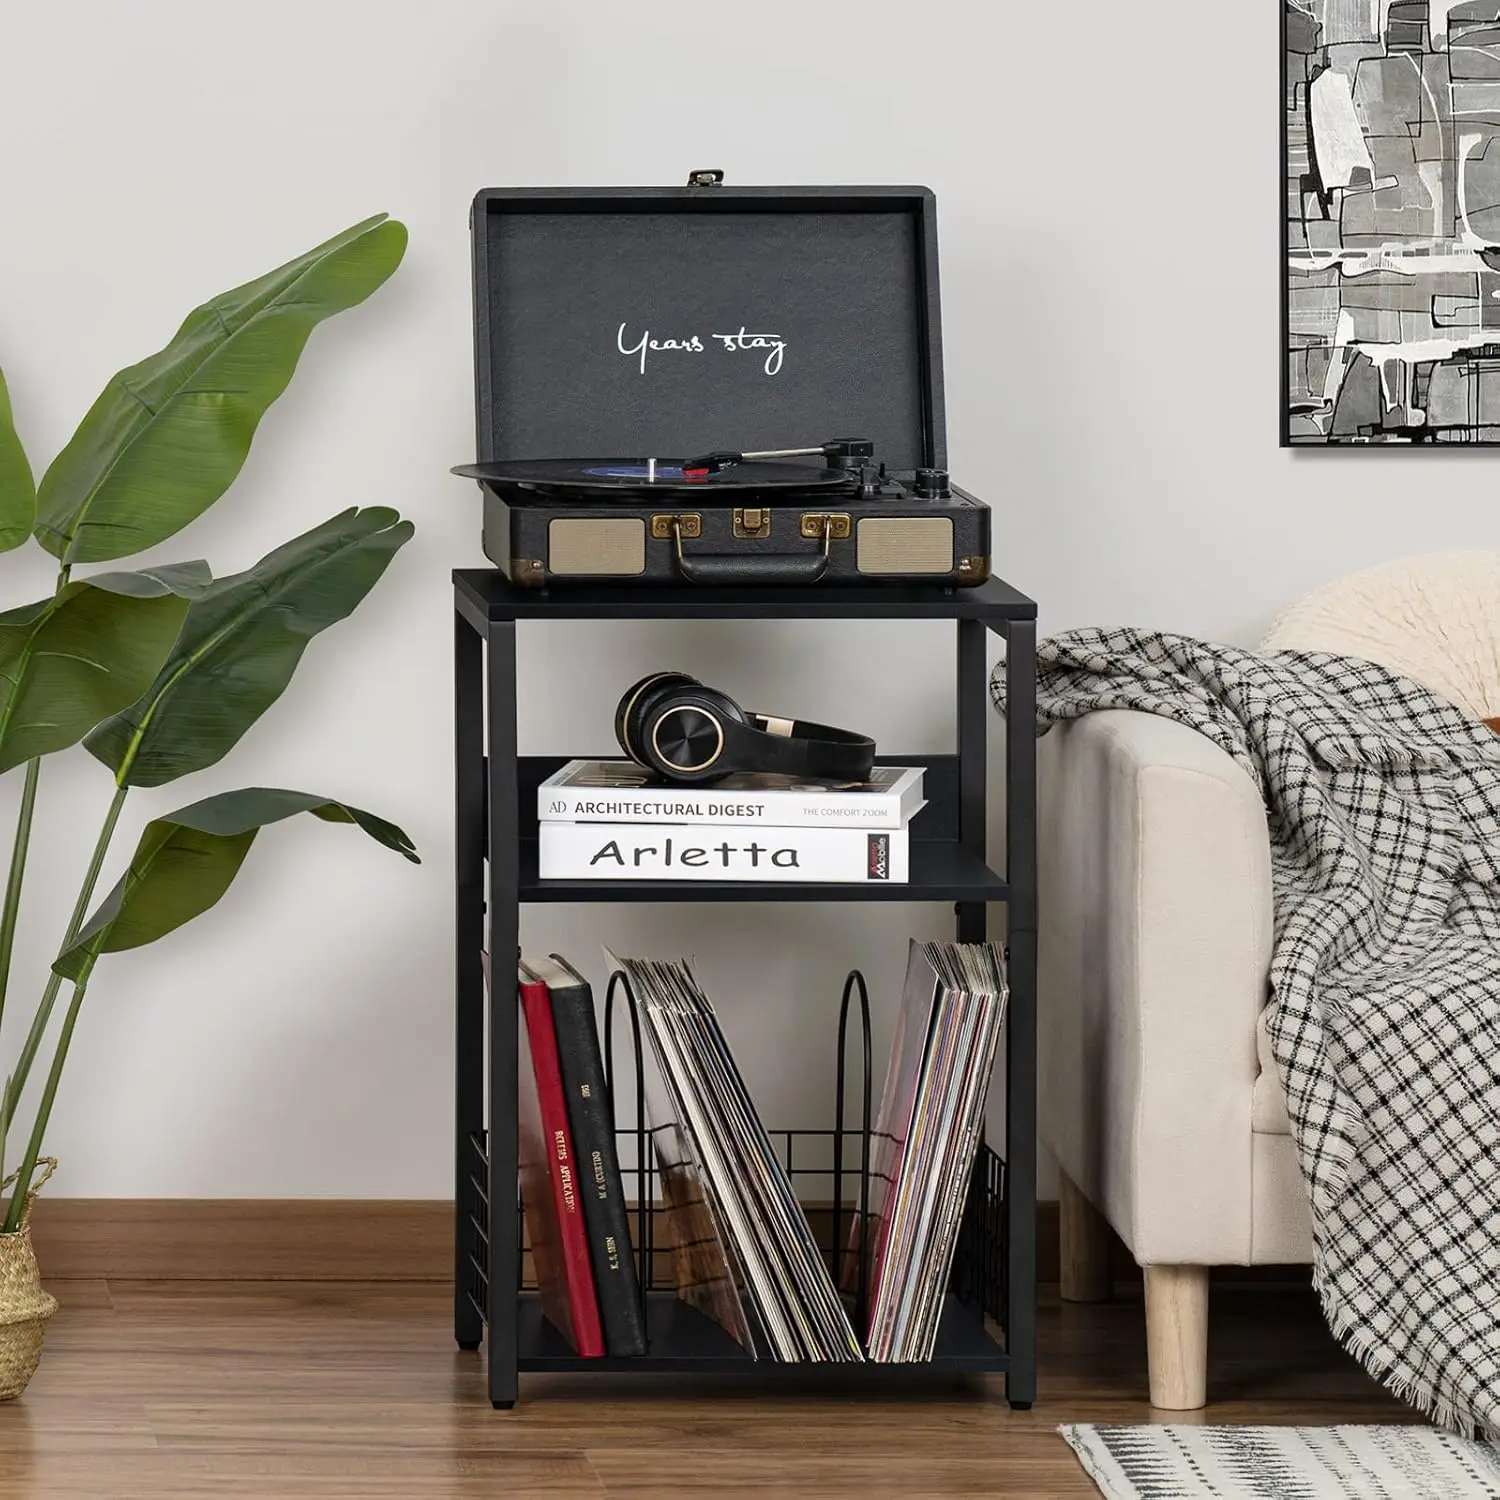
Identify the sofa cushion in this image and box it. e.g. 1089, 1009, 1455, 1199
1252, 1001, 1292, 1135
1261, 550, 1500, 724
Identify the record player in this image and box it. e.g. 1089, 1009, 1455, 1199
458, 173, 992, 589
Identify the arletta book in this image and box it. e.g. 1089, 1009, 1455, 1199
539, 823, 909, 883
514, 958, 606, 1358
539, 760, 924, 830
521, 952, 647, 1358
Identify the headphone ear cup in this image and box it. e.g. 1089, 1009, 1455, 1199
640, 685, 746, 783
615, 671, 698, 764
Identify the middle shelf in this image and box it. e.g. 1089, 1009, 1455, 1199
517, 839, 1007, 904
504, 753, 1009, 905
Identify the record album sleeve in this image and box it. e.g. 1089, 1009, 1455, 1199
516, 964, 606, 1358
524, 953, 647, 1358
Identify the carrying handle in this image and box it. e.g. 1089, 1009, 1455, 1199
670, 518, 830, 586
677, 553, 829, 585
0, 1157, 56, 1228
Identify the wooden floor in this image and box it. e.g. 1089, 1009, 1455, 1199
0, 1279, 1409, 1499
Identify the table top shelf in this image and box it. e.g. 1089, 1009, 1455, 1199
455, 570, 1037, 626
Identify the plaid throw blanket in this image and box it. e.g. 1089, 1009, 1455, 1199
992, 629, 1500, 1437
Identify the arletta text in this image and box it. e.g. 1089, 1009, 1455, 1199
589, 837, 800, 870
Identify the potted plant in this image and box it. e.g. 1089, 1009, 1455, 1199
0, 212, 417, 1396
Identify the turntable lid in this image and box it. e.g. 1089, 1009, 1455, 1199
468, 183, 946, 473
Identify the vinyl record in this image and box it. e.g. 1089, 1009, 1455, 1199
452, 458, 853, 496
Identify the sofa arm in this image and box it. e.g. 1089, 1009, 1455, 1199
1039, 710, 1274, 1266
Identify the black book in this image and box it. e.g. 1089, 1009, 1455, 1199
524, 952, 647, 1357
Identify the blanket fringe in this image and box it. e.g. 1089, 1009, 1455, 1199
1316, 1269, 1497, 1441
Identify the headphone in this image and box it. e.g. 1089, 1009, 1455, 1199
614, 672, 876, 786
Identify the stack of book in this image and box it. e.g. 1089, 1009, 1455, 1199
536, 760, 926, 884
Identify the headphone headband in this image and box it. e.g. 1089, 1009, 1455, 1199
615, 672, 875, 785
723, 713, 874, 782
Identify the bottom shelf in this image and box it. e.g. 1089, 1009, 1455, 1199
517, 1291, 1009, 1374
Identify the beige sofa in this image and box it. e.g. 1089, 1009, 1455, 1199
1039, 708, 1313, 1409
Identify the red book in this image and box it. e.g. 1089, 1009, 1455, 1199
517, 963, 606, 1357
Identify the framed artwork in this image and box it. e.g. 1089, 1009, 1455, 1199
1283, 3, 1500, 445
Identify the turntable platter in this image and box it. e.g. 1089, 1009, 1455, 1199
452, 457, 853, 497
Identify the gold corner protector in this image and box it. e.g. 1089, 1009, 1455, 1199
956, 556, 991, 584
510, 557, 546, 587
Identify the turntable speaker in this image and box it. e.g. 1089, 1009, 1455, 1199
857, 517, 955, 576
546, 518, 646, 577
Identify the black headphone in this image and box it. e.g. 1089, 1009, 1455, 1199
614, 672, 876, 786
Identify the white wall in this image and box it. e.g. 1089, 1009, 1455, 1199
0, 0, 1494, 1198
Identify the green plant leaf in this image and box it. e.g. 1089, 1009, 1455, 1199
85, 507, 411, 788
0, 368, 36, 553
34, 214, 409, 565
0, 562, 211, 774
52, 788, 418, 981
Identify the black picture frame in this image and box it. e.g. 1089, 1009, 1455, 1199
1280, 2, 1293, 449
1281, 4, 1500, 447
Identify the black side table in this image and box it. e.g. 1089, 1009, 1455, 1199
452, 573, 1037, 1408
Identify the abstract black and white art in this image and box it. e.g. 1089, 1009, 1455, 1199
1284, 3, 1500, 444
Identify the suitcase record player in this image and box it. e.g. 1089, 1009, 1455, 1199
458, 173, 992, 589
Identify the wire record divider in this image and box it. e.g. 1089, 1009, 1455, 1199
501, 966, 1010, 1368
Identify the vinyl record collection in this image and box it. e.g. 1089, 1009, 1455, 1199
857, 941, 1009, 1363
510, 940, 1009, 1363
615, 952, 864, 1362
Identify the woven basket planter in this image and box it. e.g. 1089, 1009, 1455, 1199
0, 1158, 57, 1400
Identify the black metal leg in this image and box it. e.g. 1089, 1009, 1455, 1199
455, 609, 485, 1351
956, 617, 988, 945
486, 619, 520, 1408
1002, 617, 1038, 1409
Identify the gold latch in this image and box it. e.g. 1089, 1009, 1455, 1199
800, 513, 851, 541
733, 507, 772, 539
650, 513, 702, 540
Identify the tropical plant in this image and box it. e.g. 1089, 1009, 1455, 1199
0, 212, 416, 1236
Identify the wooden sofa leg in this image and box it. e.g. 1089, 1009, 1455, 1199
1059, 1171, 1112, 1303
1144, 1265, 1210, 1410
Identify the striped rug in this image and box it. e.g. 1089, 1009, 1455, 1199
1060, 1425, 1500, 1499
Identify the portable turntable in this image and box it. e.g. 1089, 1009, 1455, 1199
457, 176, 992, 588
